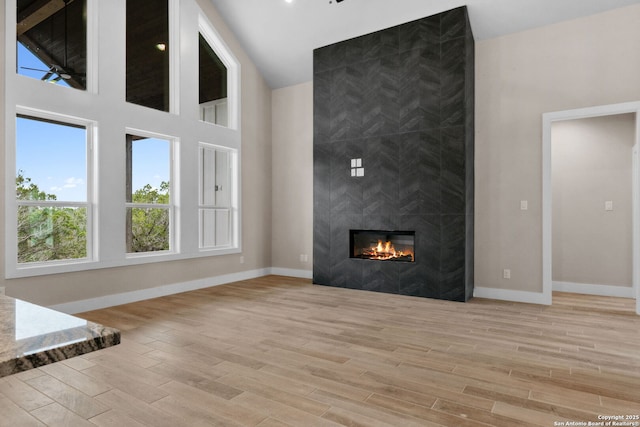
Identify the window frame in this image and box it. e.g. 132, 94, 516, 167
198, 14, 239, 130
16, 0, 89, 90
198, 143, 238, 251
11, 107, 97, 270
125, 0, 180, 114
125, 129, 178, 257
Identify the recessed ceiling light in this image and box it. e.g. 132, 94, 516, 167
285, 0, 293, 3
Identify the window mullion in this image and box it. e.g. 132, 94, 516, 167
126, 203, 170, 209
17, 201, 88, 208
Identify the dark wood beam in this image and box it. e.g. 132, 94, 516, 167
17, 0, 76, 36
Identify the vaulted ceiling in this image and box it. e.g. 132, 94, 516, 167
209, 0, 640, 89
17, 0, 640, 91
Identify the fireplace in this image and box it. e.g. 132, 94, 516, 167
350, 230, 415, 262
313, 6, 474, 301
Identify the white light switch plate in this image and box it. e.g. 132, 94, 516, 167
520, 200, 528, 211
605, 201, 613, 211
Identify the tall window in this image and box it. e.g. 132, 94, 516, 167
199, 33, 227, 126
17, 0, 87, 90
16, 114, 91, 263
125, 133, 173, 253
126, 0, 170, 111
6, 1, 241, 278
200, 144, 235, 248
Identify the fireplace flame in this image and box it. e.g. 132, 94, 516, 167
363, 240, 413, 261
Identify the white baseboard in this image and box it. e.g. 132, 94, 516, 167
61, 268, 635, 315
50, 268, 271, 314
269, 267, 313, 279
473, 286, 552, 305
49, 267, 314, 314
553, 281, 634, 298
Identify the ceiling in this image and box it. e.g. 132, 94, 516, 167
209, 0, 640, 89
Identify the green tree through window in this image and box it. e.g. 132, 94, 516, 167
125, 134, 172, 253
16, 172, 87, 263
129, 181, 170, 252
17, 172, 172, 260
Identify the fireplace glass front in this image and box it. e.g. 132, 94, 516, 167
350, 230, 415, 262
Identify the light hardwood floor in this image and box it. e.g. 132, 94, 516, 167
1, 276, 639, 426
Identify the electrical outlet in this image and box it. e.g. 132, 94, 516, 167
520, 200, 528, 211
0, 287, 5, 296
503, 269, 511, 279
239, 256, 245, 264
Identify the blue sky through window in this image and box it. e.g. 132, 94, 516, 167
132, 138, 171, 196
17, 117, 87, 202
17, 42, 71, 88
17, 122, 171, 203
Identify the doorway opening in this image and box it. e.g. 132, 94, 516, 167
543, 102, 640, 315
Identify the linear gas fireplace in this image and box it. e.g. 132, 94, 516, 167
350, 230, 415, 262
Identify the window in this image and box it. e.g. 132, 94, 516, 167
6, 1, 241, 278
126, 133, 173, 253
200, 144, 236, 249
17, 0, 87, 90
199, 13, 238, 130
199, 33, 227, 126
126, 0, 170, 111
15, 113, 91, 263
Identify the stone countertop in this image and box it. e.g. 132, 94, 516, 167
0, 294, 120, 377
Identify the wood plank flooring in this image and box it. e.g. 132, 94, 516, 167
1, 276, 639, 426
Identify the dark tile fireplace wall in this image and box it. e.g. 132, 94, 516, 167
313, 6, 474, 301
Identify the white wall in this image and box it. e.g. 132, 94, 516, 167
269, 4, 640, 302
271, 82, 313, 274
475, 4, 640, 296
0, 0, 273, 307
552, 114, 635, 287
